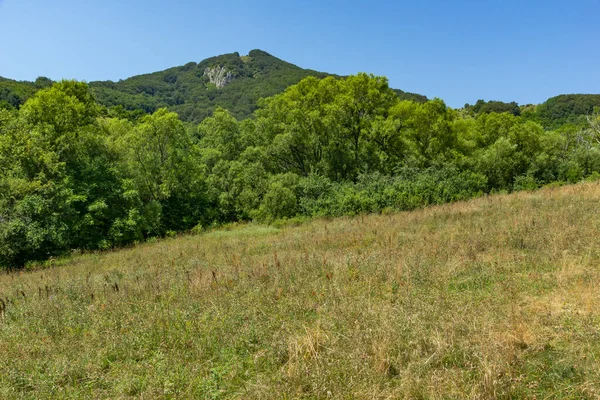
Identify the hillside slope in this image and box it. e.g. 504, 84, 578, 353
1, 182, 600, 398
0, 76, 46, 109
0, 50, 427, 123
90, 49, 334, 122
535, 94, 600, 128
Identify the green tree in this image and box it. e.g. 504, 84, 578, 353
197, 107, 244, 160
254, 74, 399, 180
392, 99, 458, 166
115, 108, 209, 234
0, 82, 128, 266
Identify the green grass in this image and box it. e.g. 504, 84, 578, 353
203, 224, 280, 238
2, 182, 600, 398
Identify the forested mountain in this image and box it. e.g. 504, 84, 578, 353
2, 49, 599, 127
535, 94, 600, 129
89, 50, 337, 123
0, 50, 427, 123
464, 95, 600, 127
0, 76, 51, 109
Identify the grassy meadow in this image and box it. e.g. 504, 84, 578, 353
2, 182, 600, 399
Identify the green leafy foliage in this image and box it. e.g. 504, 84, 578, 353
83, 50, 337, 123
0, 77, 39, 110
0, 50, 428, 124
0, 82, 125, 265
464, 95, 600, 130
2, 74, 600, 269
535, 94, 600, 128
465, 99, 521, 116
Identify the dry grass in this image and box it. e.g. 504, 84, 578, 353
2, 182, 600, 398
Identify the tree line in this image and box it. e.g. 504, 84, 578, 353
1, 75, 599, 268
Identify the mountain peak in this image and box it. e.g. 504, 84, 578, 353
0, 50, 427, 123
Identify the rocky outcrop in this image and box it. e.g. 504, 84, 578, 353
204, 66, 235, 89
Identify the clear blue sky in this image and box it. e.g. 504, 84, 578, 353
0, 0, 598, 107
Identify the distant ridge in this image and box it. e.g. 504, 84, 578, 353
2, 50, 599, 127
0, 49, 426, 123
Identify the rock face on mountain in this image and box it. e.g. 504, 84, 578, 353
204, 66, 235, 89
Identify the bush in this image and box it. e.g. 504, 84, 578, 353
294, 166, 487, 218
513, 175, 539, 191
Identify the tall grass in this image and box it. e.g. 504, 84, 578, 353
1, 182, 600, 398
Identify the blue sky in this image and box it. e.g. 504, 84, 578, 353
0, 0, 598, 107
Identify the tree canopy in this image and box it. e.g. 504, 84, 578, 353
1, 74, 600, 269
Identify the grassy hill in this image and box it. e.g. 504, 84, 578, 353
0, 50, 427, 123
2, 182, 600, 398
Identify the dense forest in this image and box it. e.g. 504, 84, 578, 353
1, 52, 600, 268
